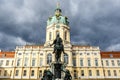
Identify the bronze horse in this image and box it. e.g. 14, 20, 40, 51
50, 34, 65, 62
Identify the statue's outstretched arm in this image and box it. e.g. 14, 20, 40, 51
50, 40, 56, 46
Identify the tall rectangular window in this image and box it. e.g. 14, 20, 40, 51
31, 70, 34, 76
96, 70, 100, 76
4, 70, 7, 76
73, 58, 76, 66
111, 60, 115, 66
108, 70, 111, 76
64, 54, 68, 64
106, 60, 109, 66
74, 70, 77, 79
0, 60, 3, 66
40, 58, 43, 67
113, 70, 117, 76
89, 70, 92, 76
24, 57, 28, 66
117, 60, 120, 66
32, 58, 35, 66
15, 70, 19, 76
39, 70, 42, 78
17, 59, 21, 66
81, 70, 84, 76
95, 59, 98, 66
80, 59, 83, 66
12, 60, 14, 66
32, 53, 36, 56
6, 60, 9, 66
10, 70, 12, 76
102, 60, 103, 66
88, 59, 91, 66
23, 70, 27, 76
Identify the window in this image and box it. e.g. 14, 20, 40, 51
113, 70, 117, 76
94, 53, 97, 55
4, 70, 7, 76
64, 54, 68, 64
6, 60, 9, 66
12, 60, 14, 66
56, 31, 59, 36
89, 70, 92, 76
10, 70, 12, 76
18, 53, 22, 55
108, 70, 111, 76
31, 70, 34, 76
32, 53, 36, 56
96, 70, 100, 76
88, 59, 91, 66
0, 60, 3, 66
95, 59, 98, 66
87, 53, 90, 55
72, 53, 76, 56
73, 58, 76, 66
24, 57, 28, 66
17, 59, 21, 66
74, 70, 77, 79
39, 70, 42, 78
40, 53, 43, 56
80, 58, 83, 66
0, 70, 1, 76
80, 53, 82, 55
101, 60, 103, 66
49, 32, 52, 40
25, 53, 29, 55
81, 70, 84, 76
47, 53, 52, 64
15, 70, 19, 76
111, 60, 115, 66
32, 58, 36, 66
40, 58, 43, 66
64, 31, 67, 40
106, 60, 109, 66
23, 70, 27, 76
117, 60, 120, 66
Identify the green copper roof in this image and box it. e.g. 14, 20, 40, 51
47, 3, 69, 26
47, 16, 69, 26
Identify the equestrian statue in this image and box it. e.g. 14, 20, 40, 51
50, 33, 65, 62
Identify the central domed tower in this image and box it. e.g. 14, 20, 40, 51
44, 4, 71, 47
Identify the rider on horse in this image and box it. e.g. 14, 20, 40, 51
50, 34, 65, 54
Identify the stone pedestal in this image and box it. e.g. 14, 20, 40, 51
50, 62, 63, 79
54, 63, 62, 79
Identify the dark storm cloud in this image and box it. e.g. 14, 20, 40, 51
0, 0, 120, 51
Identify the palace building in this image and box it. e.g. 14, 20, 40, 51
0, 5, 120, 80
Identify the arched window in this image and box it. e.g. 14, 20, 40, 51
56, 31, 59, 36
47, 53, 52, 64
64, 31, 67, 40
64, 53, 68, 64
49, 32, 52, 40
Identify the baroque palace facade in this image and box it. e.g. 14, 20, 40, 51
0, 5, 120, 80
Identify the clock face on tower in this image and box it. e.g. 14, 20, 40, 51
56, 25, 60, 28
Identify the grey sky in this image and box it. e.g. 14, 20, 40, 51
0, 0, 120, 51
